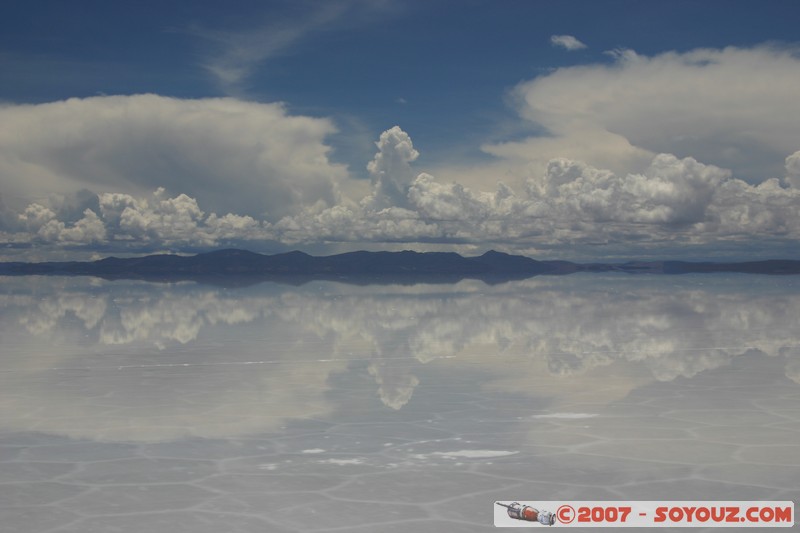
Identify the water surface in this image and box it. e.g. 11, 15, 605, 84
1, 274, 798, 531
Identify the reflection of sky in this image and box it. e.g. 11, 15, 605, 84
1, 275, 799, 443
2, 275, 800, 531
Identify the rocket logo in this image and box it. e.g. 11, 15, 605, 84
496, 501, 556, 526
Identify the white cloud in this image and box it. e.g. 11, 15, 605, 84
18, 204, 106, 244
276, 127, 800, 249
533, 154, 730, 225
786, 150, 800, 188
19, 203, 57, 232
363, 126, 420, 210
0, 95, 346, 221
3, 120, 800, 256
44, 209, 107, 244
97, 189, 272, 247
705, 177, 800, 237
408, 173, 492, 222
497, 45, 800, 182
204, 212, 261, 240
275, 203, 441, 244
550, 34, 587, 51
2, 42, 799, 258
8, 189, 271, 249
116, 190, 204, 242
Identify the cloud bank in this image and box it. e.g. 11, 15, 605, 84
490, 45, 800, 181
2, 44, 800, 257
277, 146, 800, 251
0, 94, 345, 222
4, 123, 800, 255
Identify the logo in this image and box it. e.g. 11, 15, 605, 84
494, 501, 794, 528
495, 502, 556, 526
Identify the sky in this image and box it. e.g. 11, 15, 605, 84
1, 0, 800, 261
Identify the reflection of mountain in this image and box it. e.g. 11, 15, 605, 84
2, 248, 800, 282
0, 249, 567, 282
0, 276, 798, 442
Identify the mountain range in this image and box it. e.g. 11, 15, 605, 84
1, 249, 799, 283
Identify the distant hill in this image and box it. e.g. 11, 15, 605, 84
1, 249, 799, 283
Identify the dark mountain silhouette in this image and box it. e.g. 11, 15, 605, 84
1, 249, 799, 283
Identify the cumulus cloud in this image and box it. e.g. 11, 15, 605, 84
19, 203, 57, 232
704, 177, 800, 237
41, 209, 107, 244
9, 188, 273, 249
492, 45, 800, 181
18, 204, 106, 244
0, 94, 346, 221
3, 42, 800, 258
101, 189, 208, 245
550, 34, 587, 51
277, 127, 800, 250
532, 154, 730, 225
363, 126, 420, 210
786, 150, 800, 188
4, 43, 800, 258
3, 121, 800, 256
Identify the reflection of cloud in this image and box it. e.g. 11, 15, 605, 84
8, 278, 800, 379
1, 276, 799, 442
13, 283, 266, 347
21, 293, 107, 335
368, 361, 419, 410
0, 280, 344, 442
1, 353, 341, 443
786, 357, 800, 385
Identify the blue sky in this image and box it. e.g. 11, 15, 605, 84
2, 0, 800, 260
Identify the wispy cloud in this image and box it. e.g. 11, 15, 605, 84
187, 0, 395, 96
550, 34, 587, 51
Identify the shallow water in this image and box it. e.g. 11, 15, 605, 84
1, 274, 798, 531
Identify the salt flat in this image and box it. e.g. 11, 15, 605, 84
1, 275, 798, 531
